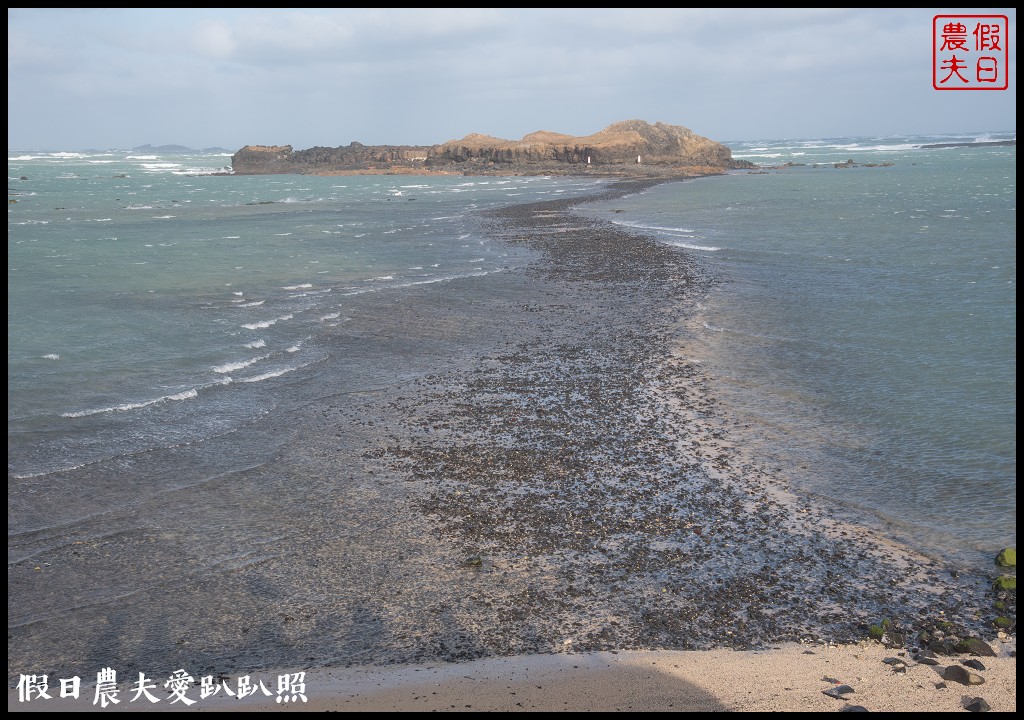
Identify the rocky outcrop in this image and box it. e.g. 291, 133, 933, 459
231, 143, 432, 175
428, 120, 733, 168
232, 120, 740, 176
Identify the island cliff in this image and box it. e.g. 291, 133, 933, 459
231, 120, 752, 177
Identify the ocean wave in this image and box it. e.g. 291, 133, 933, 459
668, 241, 721, 252
242, 319, 277, 330
239, 367, 296, 383
339, 269, 495, 296
171, 167, 232, 175
41, 353, 60, 360
212, 356, 264, 374
281, 283, 313, 290
614, 220, 697, 235
62, 389, 198, 418
243, 339, 266, 349
403, 269, 495, 288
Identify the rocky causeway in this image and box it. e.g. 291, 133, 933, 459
8, 169, 1012, 688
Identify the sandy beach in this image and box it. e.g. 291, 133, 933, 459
10, 641, 1016, 712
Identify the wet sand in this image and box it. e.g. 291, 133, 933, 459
8, 178, 1013, 709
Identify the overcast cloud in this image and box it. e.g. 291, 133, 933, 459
7, 8, 1017, 151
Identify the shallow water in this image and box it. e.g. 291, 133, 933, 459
7, 140, 1014, 683
576, 136, 1016, 567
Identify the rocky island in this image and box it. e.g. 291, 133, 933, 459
231, 119, 754, 177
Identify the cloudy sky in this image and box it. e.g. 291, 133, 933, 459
7, 8, 1017, 151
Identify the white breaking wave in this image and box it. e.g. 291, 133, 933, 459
41, 353, 60, 360
668, 241, 722, 252
242, 313, 293, 330
242, 319, 277, 330
239, 367, 296, 383
62, 389, 198, 418
614, 220, 697, 234
244, 339, 266, 349
212, 356, 264, 374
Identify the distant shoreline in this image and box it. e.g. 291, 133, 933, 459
917, 139, 1016, 149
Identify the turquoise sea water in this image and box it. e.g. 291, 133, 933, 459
8, 132, 1016, 572
578, 132, 1016, 565
8, 157, 602, 479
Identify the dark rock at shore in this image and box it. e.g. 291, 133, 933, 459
955, 637, 997, 657
962, 659, 987, 671
965, 697, 992, 712
928, 639, 959, 656
942, 665, 986, 685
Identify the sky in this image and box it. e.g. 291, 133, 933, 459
7, 8, 1017, 151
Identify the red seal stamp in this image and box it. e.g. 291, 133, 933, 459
934, 15, 1009, 90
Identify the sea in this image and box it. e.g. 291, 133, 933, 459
8, 132, 1015, 582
